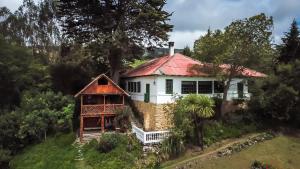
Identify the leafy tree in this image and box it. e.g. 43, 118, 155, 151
57, 0, 173, 83
0, 36, 50, 109
173, 94, 215, 149
181, 46, 192, 56
193, 13, 274, 118
0, 0, 61, 57
277, 19, 300, 64
193, 29, 225, 63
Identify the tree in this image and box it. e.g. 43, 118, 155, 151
277, 19, 300, 64
181, 46, 192, 56
0, 0, 61, 57
57, 0, 173, 83
174, 94, 215, 149
193, 29, 225, 63
193, 13, 274, 118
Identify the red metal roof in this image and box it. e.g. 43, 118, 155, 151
122, 53, 266, 78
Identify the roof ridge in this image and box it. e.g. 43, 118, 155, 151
152, 55, 173, 75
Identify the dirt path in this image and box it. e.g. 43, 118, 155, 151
163, 133, 263, 169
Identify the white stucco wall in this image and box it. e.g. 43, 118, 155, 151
125, 75, 250, 104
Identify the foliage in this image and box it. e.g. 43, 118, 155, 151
277, 19, 300, 64
203, 121, 257, 146
248, 60, 300, 128
0, 0, 61, 57
193, 13, 275, 117
114, 106, 132, 132
57, 0, 173, 82
97, 133, 126, 153
0, 36, 50, 109
161, 129, 186, 159
172, 94, 215, 149
129, 59, 149, 68
10, 133, 77, 169
251, 160, 276, 169
181, 46, 192, 56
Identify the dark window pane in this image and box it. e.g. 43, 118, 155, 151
98, 77, 108, 85
128, 82, 131, 92
198, 81, 212, 94
214, 81, 224, 93
166, 79, 173, 94
133, 82, 137, 92
137, 82, 141, 93
181, 81, 197, 94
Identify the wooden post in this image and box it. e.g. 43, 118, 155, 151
80, 95, 83, 142
101, 115, 105, 132
122, 95, 124, 105
80, 116, 83, 142
104, 95, 106, 112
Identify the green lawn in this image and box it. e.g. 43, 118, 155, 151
163, 135, 300, 169
10, 133, 142, 169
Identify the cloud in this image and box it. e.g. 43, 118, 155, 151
165, 0, 300, 48
0, 0, 22, 12
168, 30, 206, 49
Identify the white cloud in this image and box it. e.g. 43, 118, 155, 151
0, 0, 22, 12
168, 30, 207, 49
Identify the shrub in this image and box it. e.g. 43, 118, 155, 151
161, 129, 185, 159
114, 106, 132, 132
251, 160, 276, 169
97, 133, 125, 153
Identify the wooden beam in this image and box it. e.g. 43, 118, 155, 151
122, 95, 124, 105
80, 95, 83, 142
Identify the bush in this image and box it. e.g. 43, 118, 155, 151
97, 133, 125, 153
251, 160, 276, 169
114, 106, 132, 132
161, 129, 185, 159
203, 121, 257, 146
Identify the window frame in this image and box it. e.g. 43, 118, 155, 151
181, 81, 197, 94
165, 79, 173, 94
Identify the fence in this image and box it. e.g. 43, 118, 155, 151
131, 123, 169, 144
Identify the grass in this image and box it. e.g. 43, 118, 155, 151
163, 135, 300, 169
10, 133, 142, 169
10, 133, 77, 169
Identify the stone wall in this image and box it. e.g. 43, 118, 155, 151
132, 100, 172, 131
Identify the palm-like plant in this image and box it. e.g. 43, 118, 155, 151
181, 94, 215, 149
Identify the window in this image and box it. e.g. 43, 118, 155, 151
181, 81, 197, 94
198, 81, 212, 94
137, 82, 141, 93
98, 77, 108, 85
166, 79, 173, 94
127, 81, 141, 93
214, 81, 224, 93
128, 82, 131, 92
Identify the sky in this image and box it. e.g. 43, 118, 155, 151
1, 0, 300, 49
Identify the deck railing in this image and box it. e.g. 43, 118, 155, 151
131, 123, 169, 144
82, 104, 125, 115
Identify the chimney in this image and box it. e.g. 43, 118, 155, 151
168, 41, 175, 56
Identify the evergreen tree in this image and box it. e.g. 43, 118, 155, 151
278, 19, 300, 64
57, 0, 173, 83
181, 46, 192, 56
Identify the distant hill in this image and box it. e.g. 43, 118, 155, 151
143, 47, 183, 59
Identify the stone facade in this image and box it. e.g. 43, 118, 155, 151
132, 100, 172, 131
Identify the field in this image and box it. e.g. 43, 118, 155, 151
163, 135, 300, 169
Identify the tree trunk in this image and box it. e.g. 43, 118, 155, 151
194, 116, 204, 150
108, 49, 122, 84
219, 78, 232, 119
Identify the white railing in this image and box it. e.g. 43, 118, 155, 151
131, 123, 169, 144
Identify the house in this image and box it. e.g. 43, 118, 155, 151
75, 74, 129, 142
122, 42, 266, 132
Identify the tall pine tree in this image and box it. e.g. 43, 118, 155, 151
57, 0, 173, 83
278, 19, 300, 64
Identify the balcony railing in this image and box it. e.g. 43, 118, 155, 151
131, 123, 169, 144
82, 104, 125, 115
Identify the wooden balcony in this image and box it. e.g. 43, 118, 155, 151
81, 104, 125, 116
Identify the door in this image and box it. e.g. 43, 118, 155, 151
237, 82, 244, 99
144, 83, 150, 103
